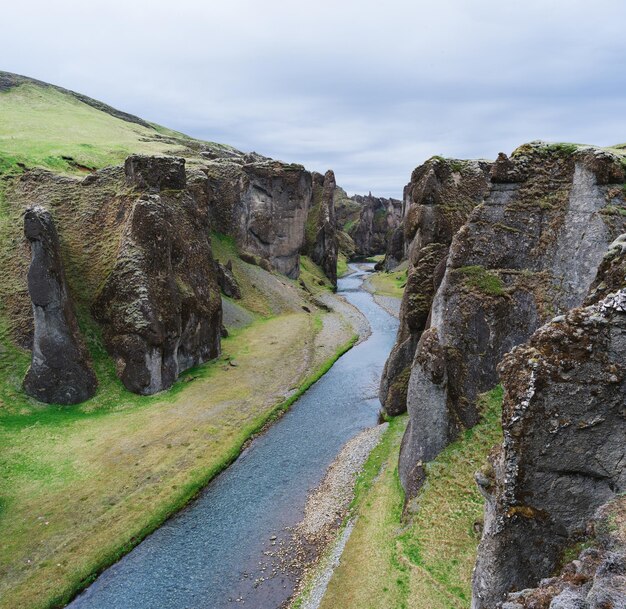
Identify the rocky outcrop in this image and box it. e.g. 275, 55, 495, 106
398, 144, 626, 496
93, 172, 222, 395
22, 207, 97, 404
124, 155, 186, 191
379, 158, 492, 417
204, 158, 312, 278
216, 260, 241, 299
471, 233, 626, 608
497, 497, 626, 609
349, 193, 402, 257
306, 170, 338, 286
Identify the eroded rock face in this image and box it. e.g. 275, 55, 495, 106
204, 159, 312, 278
349, 193, 402, 257
379, 158, 492, 417
471, 236, 626, 608
93, 190, 222, 395
398, 144, 626, 495
23, 207, 97, 404
216, 260, 241, 299
498, 498, 626, 609
307, 170, 338, 286
124, 155, 186, 191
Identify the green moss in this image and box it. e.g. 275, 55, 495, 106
456, 265, 505, 296
337, 253, 349, 277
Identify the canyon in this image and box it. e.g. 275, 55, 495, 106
0, 70, 624, 609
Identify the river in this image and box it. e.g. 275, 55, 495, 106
67, 263, 398, 609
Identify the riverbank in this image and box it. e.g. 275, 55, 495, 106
295, 387, 503, 609
362, 265, 406, 319
0, 280, 363, 609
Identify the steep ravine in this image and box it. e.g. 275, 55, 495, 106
65, 265, 398, 609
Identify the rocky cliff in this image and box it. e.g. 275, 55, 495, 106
335, 189, 402, 258
393, 143, 626, 497
305, 170, 339, 287
5, 156, 223, 398
379, 157, 492, 417
22, 207, 97, 404
472, 233, 626, 608
93, 156, 222, 395
203, 156, 312, 278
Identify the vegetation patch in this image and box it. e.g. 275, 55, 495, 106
319, 386, 504, 609
456, 265, 505, 297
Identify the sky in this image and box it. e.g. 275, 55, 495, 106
3, 0, 626, 197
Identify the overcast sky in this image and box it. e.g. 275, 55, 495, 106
3, 0, 626, 197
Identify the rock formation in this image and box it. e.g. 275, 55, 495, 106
93, 164, 222, 394
306, 170, 338, 286
124, 154, 187, 191
396, 144, 626, 496
497, 497, 626, 609
216, 260, 242, 299
203, 158, 312, 278
472, 232, 626, 608
350, 194, 402, 257
22, 207, 97, 404
379, 158, 491, 418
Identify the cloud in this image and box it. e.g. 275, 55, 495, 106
2, 0, 626, 196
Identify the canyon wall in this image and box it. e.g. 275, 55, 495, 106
472, 233, 626, 608
385, 143, 626, 497
203, 156, 312, 279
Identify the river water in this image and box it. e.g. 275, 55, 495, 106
67, 263, 398, 609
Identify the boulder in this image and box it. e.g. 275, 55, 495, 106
217, 260, 242, 299
22, 207, 97, 404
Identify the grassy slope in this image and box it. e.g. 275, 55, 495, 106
319, 387, 503, 609
365, 266, 407, 300
0, 79, 239, 176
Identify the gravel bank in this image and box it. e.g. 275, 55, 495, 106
286, 424, 388, 608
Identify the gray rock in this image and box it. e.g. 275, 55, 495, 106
204, 159, 312, 279
217, 260, 242, 299
380, 157, 492, 418
124, 155, 186, 191
399, 143, 626, 496
307, 170, 339, 287
22, 207, 97, 404
93, 190, 222, 395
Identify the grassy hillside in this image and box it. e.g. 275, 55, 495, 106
0, 72, 354, 609
0, 72, 234, 175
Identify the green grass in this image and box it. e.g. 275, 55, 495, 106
0, 82, 231, 176
337, 253, 350, 277
319, 386, 504, 609
0, 309, 358, 609
366, 268, 407, 299
456, 265, 505, 297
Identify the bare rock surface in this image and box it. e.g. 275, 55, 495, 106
124, 155, 186, 191
496, 498, 626, 609
22, 207, 97, 404
380, 157, 492, 417
399, 143, 626, 496
93, 190, 222, 395
204, 158, 312, 278
308, 170, 339, 287
472, 233, 626, 608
